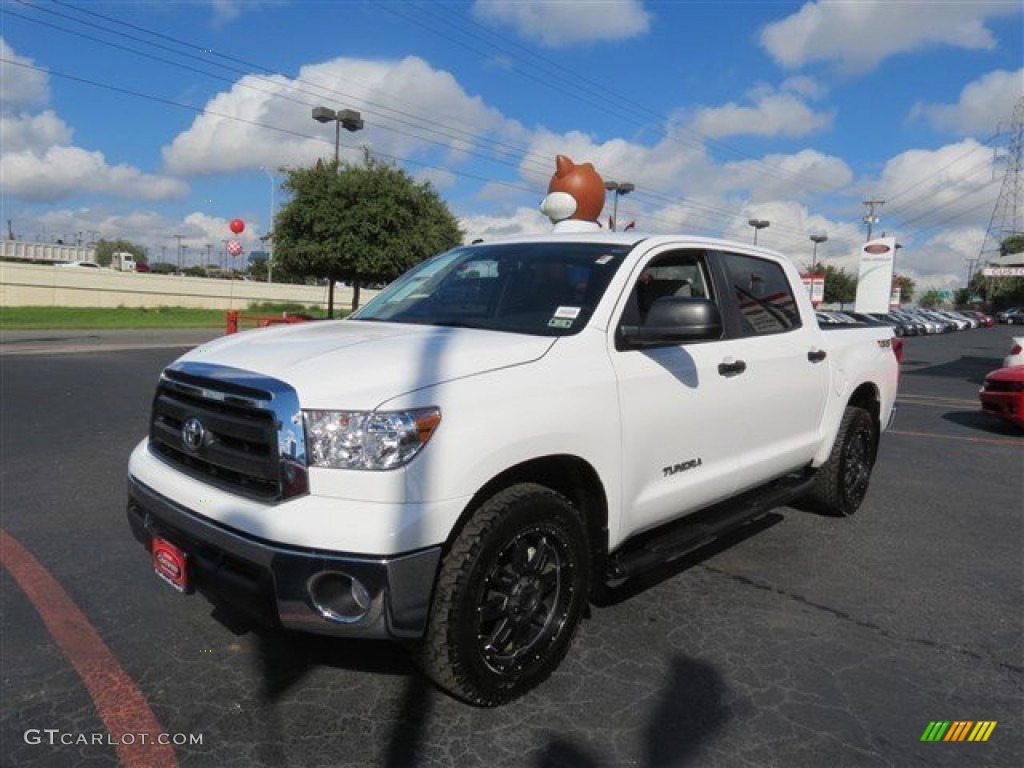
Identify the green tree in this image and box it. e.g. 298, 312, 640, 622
999, 233, 1024, 257
94, 238, 148, 267
893, 273, 915, 303
248, 257, 269, 282
987, 234, 1024, 309
274, 157, 463, 315
818, 265, 857, 305
918, 289, 944, 308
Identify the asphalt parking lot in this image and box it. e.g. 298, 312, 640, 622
1, 325, 1021, 767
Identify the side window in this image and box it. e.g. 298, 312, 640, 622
620, 250, 714, 327
720, 251, 801, 336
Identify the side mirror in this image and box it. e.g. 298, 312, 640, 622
621, 296, 723, 347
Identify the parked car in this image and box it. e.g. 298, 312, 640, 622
55, 260, 103, 269
886, 312, 925, 336
979, 365, 1024, 428
935, 311, 972, 330
1005, 337, 1024, 368
868, 313, 916, 337
997, 307, 1023, 324
961, 310, 995, 328
918, 311, 956, 333
897, 311, 942, 334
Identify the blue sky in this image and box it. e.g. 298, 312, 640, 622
2, 0, 1021, 291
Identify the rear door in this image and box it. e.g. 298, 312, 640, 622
712, 250, 830, 490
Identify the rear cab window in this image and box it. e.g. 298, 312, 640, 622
717, 251, 802, 336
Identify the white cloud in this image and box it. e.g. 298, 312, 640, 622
0, 111, 72, 155
472, 0, 651, 47
0, 38, 49, 109
0, 39, 190, 204
907, 227, 988, 291
874, 139, 1000, 227
910, 69, 1024, 135
688, 86, 835, 139
163, 56, 512, 175
210, 0, 244, 25
760, 0, 1018, 73
459, 207, 554, 242
1, 146, 189, 202
723, 149, 853, 202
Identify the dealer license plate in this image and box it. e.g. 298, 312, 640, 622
152, 537, 191, 593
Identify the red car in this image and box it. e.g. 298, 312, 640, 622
979, 366, 1024, 428
963, 310, 995, 327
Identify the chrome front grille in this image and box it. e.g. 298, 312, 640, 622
148, 363, 308, 501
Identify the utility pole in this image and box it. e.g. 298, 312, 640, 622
862, 200, 885, 241
174, 234, 184, 272
966, 258, 980, 289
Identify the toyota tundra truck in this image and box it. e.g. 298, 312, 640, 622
127, 233, 899, 705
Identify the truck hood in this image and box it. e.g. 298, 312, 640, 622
176, 319, 556, 409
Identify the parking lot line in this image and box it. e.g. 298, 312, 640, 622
1, 528, 179, 768
896, 393, 979, 407
888, 428, 1023, 447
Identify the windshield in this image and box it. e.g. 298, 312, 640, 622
350, 242, 631, 336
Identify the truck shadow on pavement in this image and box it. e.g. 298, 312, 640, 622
534, 656, 730, 768
900, 355, 999, 386
208, 533, 742, 768
942, 409, 1024, 437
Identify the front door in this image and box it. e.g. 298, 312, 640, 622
609, 247, 747, 541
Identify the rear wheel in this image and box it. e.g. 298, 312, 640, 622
804, 406, 877, 517
416, 483, 590, 706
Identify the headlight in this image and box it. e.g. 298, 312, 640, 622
304, 408, 441, 470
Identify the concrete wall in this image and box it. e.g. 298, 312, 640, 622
0, 261, 373, 310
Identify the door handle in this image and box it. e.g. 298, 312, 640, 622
807, 348, 827, 363
718, 358, 747, 377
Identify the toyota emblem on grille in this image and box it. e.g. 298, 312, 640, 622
181, 417, 206, 452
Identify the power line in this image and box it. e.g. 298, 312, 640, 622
6, 0, 1007, 250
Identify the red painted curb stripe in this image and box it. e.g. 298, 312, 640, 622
1, 528, 179, 768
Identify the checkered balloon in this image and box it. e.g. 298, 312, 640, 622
226, 239, 243, 257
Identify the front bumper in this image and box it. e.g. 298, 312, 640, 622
126, 476, 441, 639
979, 390, 1024, 427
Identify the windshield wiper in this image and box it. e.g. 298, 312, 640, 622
427, 319, 492, 329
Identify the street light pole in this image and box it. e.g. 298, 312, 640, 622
174, 234, 184, 272
748, 218, 770, 244
311, 107, 364, 164
604, 181, 635, 231
810, 233, 828, 272
259, 167, 276, 283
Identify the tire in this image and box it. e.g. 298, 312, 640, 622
416, 483, 590, 706
803, 406, 878, 517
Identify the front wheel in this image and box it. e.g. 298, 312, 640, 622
803, 406, 878, 517
416, 483, 590, 706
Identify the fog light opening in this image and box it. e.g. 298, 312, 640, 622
309, 572, 371, 624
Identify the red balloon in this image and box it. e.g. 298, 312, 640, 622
229, 218, 245, 234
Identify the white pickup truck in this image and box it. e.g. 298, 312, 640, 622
127, 233, 899, 705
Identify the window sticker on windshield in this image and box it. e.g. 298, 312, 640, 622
594, 254, 614, 265
548, 318, 574, 329
554, 306, 581, 320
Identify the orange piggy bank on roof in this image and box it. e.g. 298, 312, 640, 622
540, 155, 606, 232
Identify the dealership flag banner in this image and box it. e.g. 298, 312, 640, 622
854, 237, 896, 314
